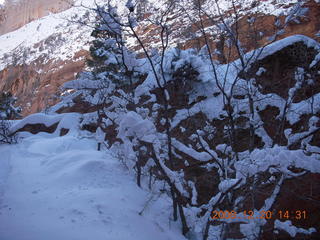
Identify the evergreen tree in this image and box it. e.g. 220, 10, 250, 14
0, 91, 21, 144
0, 91, 21, 120
87, 4, 138, 89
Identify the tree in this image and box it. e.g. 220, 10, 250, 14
175, 1, 320, 239
63, 1, 141, 140
80, 0, 193, 235
88, 2, 139, 92
123, 1, 193, 234
62, 1, 320, 239
0, 91, 21, 144
0, 91, 21, 120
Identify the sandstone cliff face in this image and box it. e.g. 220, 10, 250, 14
0, 50, 87, 116
0, 0, 73, 35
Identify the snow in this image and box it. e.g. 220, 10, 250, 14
288, 93, 320, 125
0, 147, 10, 198
10, 113, 81, 136
171, 95, 224, 129
95, 127, 105, 143
237, 176, 285, 240
201, 0, 304, 17
256, 67, 266, 76
0, 0, 146, 71
1, 1, 319, 238
172, 138, 213, 162
117, 111, 157, 143
0, 0, 310, 73
125, 0, 135, 10
97, 4, 122, 35
0, 130, 186, 240
47, 29, 320, 238
285, 3, 309, 24
218, 179, 240, 193
310, 52, 320, 68
0, 0, 94, 71
235, 146, 320, 179
135, 35, 320, 99
274, 220, 316, 237
240, 218, 266, 240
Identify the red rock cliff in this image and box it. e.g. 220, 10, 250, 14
0, 0, 73, 35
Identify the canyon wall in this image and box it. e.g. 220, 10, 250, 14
0, 0, 73, 35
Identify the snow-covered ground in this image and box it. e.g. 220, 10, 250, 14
0, 131, 186, 240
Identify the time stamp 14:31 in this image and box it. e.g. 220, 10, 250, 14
211, 210, 307, 220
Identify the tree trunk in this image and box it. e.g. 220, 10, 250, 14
136, 162, 141, 188
178, 203, 189, 236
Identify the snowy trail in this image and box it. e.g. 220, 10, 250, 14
0, 134, 185, 240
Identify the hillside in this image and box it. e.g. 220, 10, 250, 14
0, 0, 319, 116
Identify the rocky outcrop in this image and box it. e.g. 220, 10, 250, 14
0, 49, 87, 116
0, 0, 73, 35
180, 0, 320, 62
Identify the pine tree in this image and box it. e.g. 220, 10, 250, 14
0, 91, 21, 120
0, 91, 21, 144
87, 3, 138, 89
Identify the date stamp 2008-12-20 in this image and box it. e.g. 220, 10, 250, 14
210, 210, 307, 221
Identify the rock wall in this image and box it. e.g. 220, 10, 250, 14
179, 0, 320, 62
0, 49, 87, 116
0, 0, 73, 35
